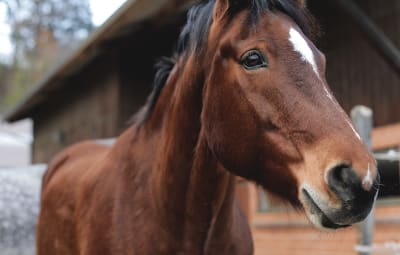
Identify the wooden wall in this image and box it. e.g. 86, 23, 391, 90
30, 16, 184, 163
310, 0, 400, 126
32, 54, 120, 163
116, 15, 185, 130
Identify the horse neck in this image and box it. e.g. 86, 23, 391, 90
142, 55, 237, 250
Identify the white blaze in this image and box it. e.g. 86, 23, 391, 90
289, 27, 336, 101
289, 27, 362, 141
362, 163, 373, 190
289, 27, 319, 78
346, 119, 362, 141
323, 86, 334, 100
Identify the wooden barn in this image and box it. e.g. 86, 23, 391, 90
4, 0, 400, 254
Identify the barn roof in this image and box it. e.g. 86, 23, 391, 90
4, 0, 194, 122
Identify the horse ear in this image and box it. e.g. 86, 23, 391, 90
214, 0, 307, 20
213, 0, 244, 20
294, 0, 307, 8
213, 0, 230, 20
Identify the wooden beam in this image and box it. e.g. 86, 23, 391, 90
234, 178, 261, 224
326, 0, 400, 77
372, 123, 400, 151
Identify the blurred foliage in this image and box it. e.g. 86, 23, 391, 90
0, 0, 94, 113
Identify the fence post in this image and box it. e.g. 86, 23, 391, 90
351, 106, 374, 255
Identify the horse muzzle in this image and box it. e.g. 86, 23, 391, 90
301, 164, 379, 229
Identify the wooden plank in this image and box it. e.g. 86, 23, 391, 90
372, 123, 400, 150
235, 180, 261, 223
326, 0, 400, 77
235, 179, 252, 220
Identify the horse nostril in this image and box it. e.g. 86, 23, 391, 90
327, 163, 378, 221
328, 164, 364, 201
329, 164, 355, 185
328, 163, 378, 201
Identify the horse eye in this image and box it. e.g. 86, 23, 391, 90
240, 50, 268, 70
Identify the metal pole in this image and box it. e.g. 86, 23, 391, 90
351, 106, 374, 255
326, 0, 400, 77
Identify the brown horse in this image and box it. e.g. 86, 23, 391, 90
37, 0, 379, 254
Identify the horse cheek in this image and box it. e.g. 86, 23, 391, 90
203, 81, 262, 179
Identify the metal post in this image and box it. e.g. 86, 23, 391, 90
351, 106, 374, 255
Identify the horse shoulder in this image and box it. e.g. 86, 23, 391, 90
42, 141, 109, 188
38, 141, 110, 254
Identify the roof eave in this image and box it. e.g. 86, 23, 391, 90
4, 0, 195, 122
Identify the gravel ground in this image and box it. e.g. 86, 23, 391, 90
0, 166, 46, 255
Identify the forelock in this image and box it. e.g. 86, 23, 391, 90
177, 0, 316, 56
136, 0, 317, 125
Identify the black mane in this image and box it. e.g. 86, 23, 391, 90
136, 0, 315, 124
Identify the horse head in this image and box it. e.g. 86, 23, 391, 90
195, 0, 379, 230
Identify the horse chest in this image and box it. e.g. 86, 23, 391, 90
101, 200, 253, 255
